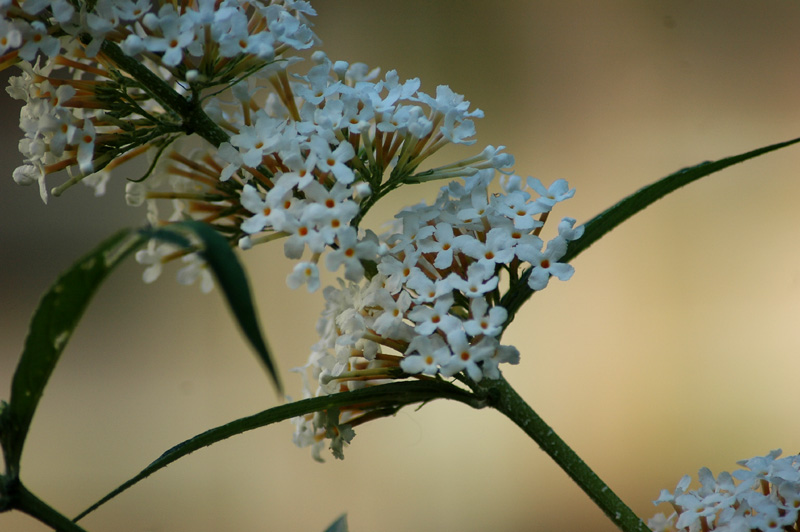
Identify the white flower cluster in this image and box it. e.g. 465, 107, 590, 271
219, 52, 512, 290
2, 0, 316, 202
650, 450, 800, 532
3, 1, 512, 291
292, 169, 582, 460
126, 49, 511, 290
3, 3, 583, 462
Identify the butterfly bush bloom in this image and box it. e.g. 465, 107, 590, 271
291, 169, 582, 460
3, 0, 512, 291
3, 1, 582, 462
650, 450, 800, 532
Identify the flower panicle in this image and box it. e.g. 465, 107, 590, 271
4, 1, 513, 294
125, 49, 512, 290
291, 168, 583, 460
3, 2, 585, 465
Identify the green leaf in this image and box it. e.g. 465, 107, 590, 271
323, 514, 348, 532
0, 229, 144, 478
74, 380, 483, 522
500, 135, 800, 327
143, 221, 282, 393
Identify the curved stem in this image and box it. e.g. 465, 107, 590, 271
73, 379, 485, 522
480, 376, 649, 532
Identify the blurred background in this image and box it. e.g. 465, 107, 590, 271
3, 1, 800, 530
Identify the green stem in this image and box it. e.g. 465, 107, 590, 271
480, 377, 649, 532
12, 480, 90, 532
97, 40, 230, 148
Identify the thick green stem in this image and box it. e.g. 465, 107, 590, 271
481, 376, 649, 532
12, 481, 89, 532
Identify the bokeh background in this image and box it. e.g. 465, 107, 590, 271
3, 1, 800, 530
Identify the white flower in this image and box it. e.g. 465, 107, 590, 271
140, 4, 196, 66
324, 227, 378, 282
307, 135, 356, 184
135, 240, 173, 284
517, 236, 574, 291
439, 330, 495, 381
407, 294, 460, 336
217, 142, 244, 182
446, 262, 500, 298
527, 177, 576, 211
114, 0, 150, 21
558, 217, 585, 241
230, 113, 285, 167
75, 119, 96, 174
287, 261, 320, 292
18, 21, 60, 60
417, 222, 458, 269
371, 288, 411, 337
492, 189, 545, 231
400, 335, 449, 376
441, 112, 476, 145
283, 216, 326, 259
480, 344, 519, 380
239, 184, 289, 234
414, 85, 483, 120
405, 270, 445, 303
463, 298, 507, 338
13, 164, 47, 202
0, 19, 23, 54
377, 251, 422, 294
456, 226, 515, 271
176, 253, 214, 293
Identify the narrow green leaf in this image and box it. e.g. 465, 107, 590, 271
144, 221, 281, 393
0, 229, 144, 477
323, 514, 348, 532
501, 135, 800, 327
74, 380, 483, 522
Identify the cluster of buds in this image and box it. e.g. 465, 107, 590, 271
650, 450, 800, 532
292, 169, 582, 460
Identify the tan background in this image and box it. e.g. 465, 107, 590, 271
3, 1, 800, 530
